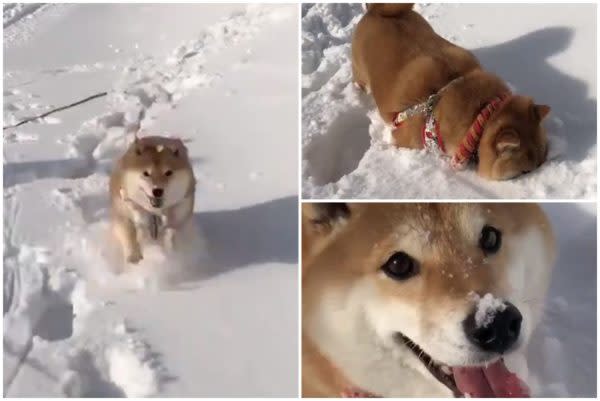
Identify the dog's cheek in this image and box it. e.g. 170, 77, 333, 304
165, 172, 191, 203
419, 301, 475, 363
363, 278, 423, 344
503, 228, 553, 346
490, 156, 521, 181
123, 171, 150, 204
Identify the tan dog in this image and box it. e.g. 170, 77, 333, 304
352, 4, 551, 180
302, 203, 555, 397
109, 135, 196, 264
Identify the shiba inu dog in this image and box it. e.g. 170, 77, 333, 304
302, 203, 555, 397
109, 135, 196, 264
352, 4, 551, 180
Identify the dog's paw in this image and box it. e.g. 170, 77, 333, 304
126, 250, 143, 264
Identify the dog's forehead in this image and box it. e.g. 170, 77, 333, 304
374, 204, 485, 236
126, 136, 188, 162
138, 138, 177, 149
361, 204, 487, 256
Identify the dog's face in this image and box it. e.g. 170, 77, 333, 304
303, 203, 554, 395
477, 96, 550, 180
121, 136, 194, 210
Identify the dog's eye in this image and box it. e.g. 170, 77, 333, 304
381, 252, 418, 280
143, 171, 150, 177
164, 170, 173, 177
479, 225, 502, 254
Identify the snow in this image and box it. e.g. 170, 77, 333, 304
4, 4, 297, 397
507, 204, 596, 397
302, 4, 596, 199
3, 4, 44, 29
471, 293, 507, 329
106, 345, 158, 397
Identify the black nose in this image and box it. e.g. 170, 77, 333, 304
152, 188, 164, 198
463, 301, 522, 354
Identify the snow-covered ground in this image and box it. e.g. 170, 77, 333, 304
301, 4, 596, 199
517, 203, 596, 397
4, 4, 298, 397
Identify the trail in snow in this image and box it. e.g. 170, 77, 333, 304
4, 4, 298, 397
301, 4, 596, 199
3, 3, 45, 28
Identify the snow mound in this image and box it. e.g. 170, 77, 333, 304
106, 343, 158, 397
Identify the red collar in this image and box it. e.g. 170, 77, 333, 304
451, 93, 512, 169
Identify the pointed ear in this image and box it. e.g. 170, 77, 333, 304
302, 203, 350, 274
532, 104, 551, 121
303, 203, 350, 228
495, 129, 521, 154
171, 137, 187, 157
302, 203, 350, 241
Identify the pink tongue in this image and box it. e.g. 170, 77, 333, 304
452, 359, 530, 397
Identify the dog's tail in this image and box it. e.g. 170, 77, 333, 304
365, 3, 414, 17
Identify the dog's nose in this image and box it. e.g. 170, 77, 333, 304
152, 188, 164, 198
463, 301, 522, 354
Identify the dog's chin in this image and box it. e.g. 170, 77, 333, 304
147, 196, 163, 209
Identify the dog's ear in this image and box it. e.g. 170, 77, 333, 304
531, 104, 551, 122
495, 129, 521, 154
303, 203, 350, 231
170, 138, 187, 157
302, 203, 350, 276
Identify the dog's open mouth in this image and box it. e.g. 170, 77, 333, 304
147, 196, 163, 208
394, 333, 529, 397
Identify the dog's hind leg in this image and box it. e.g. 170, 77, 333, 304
113, 218, 143, 264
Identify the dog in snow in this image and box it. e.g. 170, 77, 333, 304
352, 4, 551, 180
302, 203, 555, 397
109, 134, 196, 264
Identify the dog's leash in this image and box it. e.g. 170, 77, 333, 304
149, 214, 161, 240
393, 76, 464, 129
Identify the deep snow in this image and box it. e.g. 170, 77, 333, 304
302, 4, 596, 199
522, 203, 596, 397
4, 4, 298, 397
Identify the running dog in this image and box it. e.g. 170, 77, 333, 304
109, 135, 196, 264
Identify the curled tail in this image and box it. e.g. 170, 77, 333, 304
366, 3, 414, 17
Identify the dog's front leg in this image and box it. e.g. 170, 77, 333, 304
391, 116, 426, 149
113, 218, 143, 264
163, 227, 176, 252
160, 213, 177, 252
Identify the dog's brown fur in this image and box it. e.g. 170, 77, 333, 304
352, 4, 551, 180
